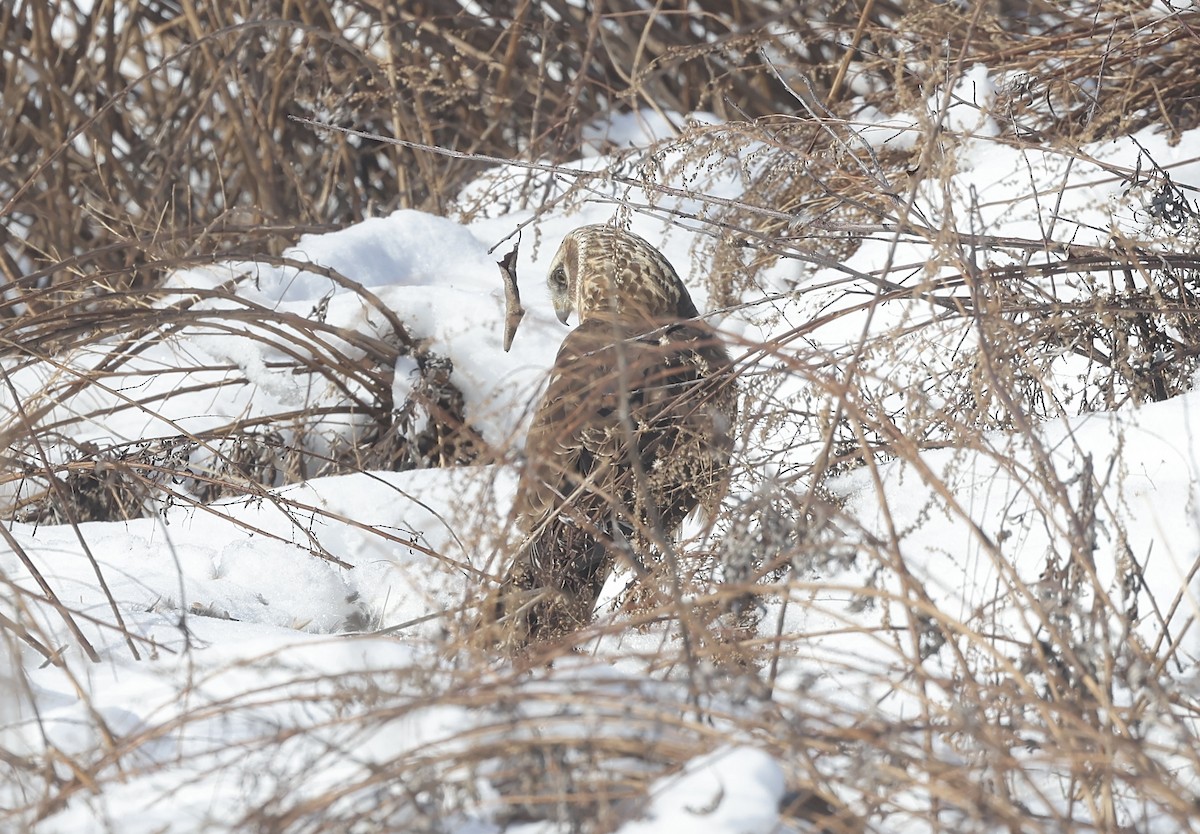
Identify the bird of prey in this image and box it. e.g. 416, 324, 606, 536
489, 224, 736, 648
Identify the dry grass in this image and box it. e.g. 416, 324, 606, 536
4, 1, 1200, 832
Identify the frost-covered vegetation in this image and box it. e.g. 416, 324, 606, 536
3, 2, 1200, 832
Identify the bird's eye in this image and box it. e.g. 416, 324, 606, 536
550, 266, 567, 288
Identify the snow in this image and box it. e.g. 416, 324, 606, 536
616, 747, 786, 834
937, 63, 1001, 138
5, 73, 1200, 832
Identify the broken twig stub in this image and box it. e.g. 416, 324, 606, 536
498, 242, 524, 351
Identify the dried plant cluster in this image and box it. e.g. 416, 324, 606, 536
3, 2, 1200, 833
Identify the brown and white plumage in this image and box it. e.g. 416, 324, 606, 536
491, 225, 736, 647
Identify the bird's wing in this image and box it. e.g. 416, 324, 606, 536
515, 319, 734, 533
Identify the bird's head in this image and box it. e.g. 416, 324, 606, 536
546, 225, 699, 325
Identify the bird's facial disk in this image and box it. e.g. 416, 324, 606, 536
548, 262, 572, 325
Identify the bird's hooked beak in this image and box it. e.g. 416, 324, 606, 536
553, 298, 571, 325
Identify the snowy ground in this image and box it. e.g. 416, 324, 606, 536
4, 75, 1200, 832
